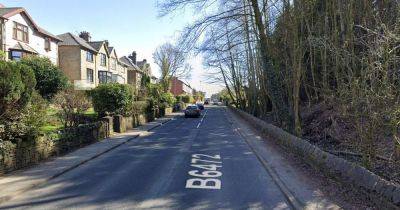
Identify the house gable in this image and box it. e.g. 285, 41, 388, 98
1, 8, 61, 42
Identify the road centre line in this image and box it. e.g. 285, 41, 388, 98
196, 110, 208, 128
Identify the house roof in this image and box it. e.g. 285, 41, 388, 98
136, 60, 147, 68
0, 7, 20, 17
120, 56, 141, 71
88, 41, 105, 52
0, 7, 62, 41
107, 47, 114, 55
57, 33, 97, 52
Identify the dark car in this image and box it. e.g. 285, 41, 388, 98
204, 101, 209, 105
185, 105, 201, 118
197, 103, 205, 110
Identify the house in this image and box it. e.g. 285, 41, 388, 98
57, 32, 98, 90
170, 77, 193, 96
58, 31, 128, 90
119, 54, 142, 91
0, 5, 61, 64
120, 51, 156, 90
108, 46, 127, 84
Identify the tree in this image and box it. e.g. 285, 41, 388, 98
153, 43, 191, 92
158, 0, 400, 167
54, 88, 91, 128
20, 56, 69, 99
0, 61, 36, 119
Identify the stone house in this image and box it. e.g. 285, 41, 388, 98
58, 31, 128, 90
57, 32, 98, 90
107, 46, 127, 84
119, 53, 143, 91
0, 5, 61, 64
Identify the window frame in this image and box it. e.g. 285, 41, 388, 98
98, 71, 112, 84
110, 58, 116, 70
44, 38, 51, 51
100, 53, 107, 66
10, 50, 23, 61
13, 21, 29, 43
86, 68, 94, 83
86, 51, 94, 62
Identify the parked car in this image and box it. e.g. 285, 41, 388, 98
204, 101, 209, 105
197, 103, 205, 110
213, 101, 219, 105
185, 105, 201, 118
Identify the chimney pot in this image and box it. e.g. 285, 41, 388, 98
79, 31, 91, 42
129, 51, 137, 64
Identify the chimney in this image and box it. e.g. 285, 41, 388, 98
79, 31, 91, 42
129, 51, 137, 64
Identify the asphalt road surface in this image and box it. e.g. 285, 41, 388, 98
0, 107, 292, 210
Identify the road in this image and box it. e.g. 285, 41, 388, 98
0, 107, 293, 209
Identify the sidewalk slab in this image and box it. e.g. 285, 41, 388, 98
0, 113, 181, 204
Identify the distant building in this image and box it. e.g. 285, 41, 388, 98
170, 77, 193, 96
0, 5, 61, 64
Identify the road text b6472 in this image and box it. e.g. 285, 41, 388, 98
185, 154, 222, 190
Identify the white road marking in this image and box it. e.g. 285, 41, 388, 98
186, 153, 222, 190
196, 110, 208, 129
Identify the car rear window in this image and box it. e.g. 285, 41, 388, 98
187, 106, 198, 110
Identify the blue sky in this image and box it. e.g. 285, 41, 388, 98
2, 0, 223, 96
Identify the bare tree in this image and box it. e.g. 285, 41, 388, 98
153, 43, 191, 92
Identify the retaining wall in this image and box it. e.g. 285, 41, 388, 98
0, 121, 109, 175
230, 106, 400, 208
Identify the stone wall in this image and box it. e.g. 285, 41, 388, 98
0, 121, 109, 175
230, 106, 400, 208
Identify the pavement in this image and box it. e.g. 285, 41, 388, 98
0, 107, 341, 209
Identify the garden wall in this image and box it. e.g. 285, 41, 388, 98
0, 121, 110, 175
229, 106, 400, 208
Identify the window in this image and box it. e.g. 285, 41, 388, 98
13, 22, 29, 43
10, 50, 22, 61
112, 74, 119, 83
98, 71, 112, 84
110, 58, 116, 70
44, 38, 51, 51
100, 53, 106, 66
87, 68, 94, 83
86, 51, 93, 62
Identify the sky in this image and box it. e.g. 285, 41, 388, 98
1, 0, 223, 97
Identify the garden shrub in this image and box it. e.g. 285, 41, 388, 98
89, 84, 135, 117
132, 101, 149, 115
181, 95, 193, 104
0, 61, 42, 143
54, 88, 91, 128
0, 91, 48, 143
0, 61, 36, 118
20, 56, 69, 99
160, 92, 176, 107
176, 95, 182, 102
